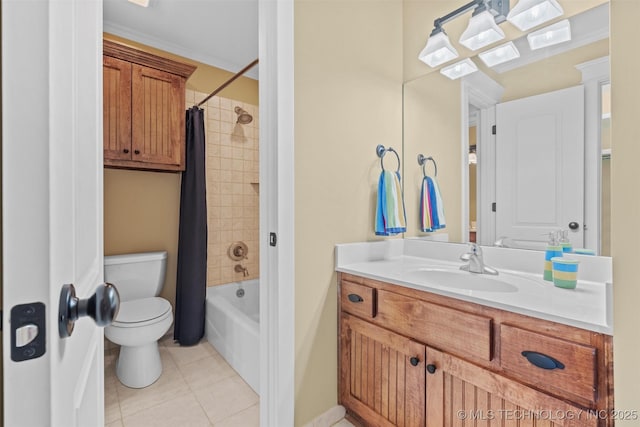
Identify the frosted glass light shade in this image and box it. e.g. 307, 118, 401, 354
460, 10, 505, 51
527, 19, 571, 50
418, 31, 459, 68
440, 58, 478, 80
478, 41, 520, 67
507, 0, 563, 31
128, 0, 150, 6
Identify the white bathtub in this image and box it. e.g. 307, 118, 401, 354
205, 279, 259, 393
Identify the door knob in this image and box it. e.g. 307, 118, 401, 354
568, 221, 580, 230
58, 283, 120, 338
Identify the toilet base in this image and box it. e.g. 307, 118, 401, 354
116, 341, 163, 388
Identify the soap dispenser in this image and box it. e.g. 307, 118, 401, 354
559, 229, 573, 253
544, 231, 563, 281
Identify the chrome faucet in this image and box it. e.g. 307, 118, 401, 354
460, 243, 498, 275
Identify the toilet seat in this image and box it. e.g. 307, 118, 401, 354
111, 297, 172, 328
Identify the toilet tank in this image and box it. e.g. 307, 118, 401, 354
104, 251, 168, 301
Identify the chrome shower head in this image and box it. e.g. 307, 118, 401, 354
234, 106, 253, 124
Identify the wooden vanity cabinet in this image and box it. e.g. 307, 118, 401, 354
103, 40, 196, 172
338, 273, 613, 427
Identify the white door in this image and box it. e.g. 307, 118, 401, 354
495, 85, 584, 250
3, 1, 107, 426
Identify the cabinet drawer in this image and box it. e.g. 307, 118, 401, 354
500, 324, 597, 403
341, 281, 376, 319
375, 290, 493, 362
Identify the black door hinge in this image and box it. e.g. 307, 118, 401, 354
492, 125, 497, 135
492, 202, 497, 212
269, 232, 277, 247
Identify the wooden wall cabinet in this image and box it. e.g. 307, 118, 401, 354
103, 40, 196, 172
338, 273, 613, 427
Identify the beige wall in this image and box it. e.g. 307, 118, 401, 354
293, 0, 403, 424
403, 72, 462, 241
498, 39, 609, 102
611, 0, 640, 416
103, 37, 259, 309
104, 169, 182, 306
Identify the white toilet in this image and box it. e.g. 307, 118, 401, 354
104, 251, 173, 388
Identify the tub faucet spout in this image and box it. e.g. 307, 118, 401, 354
234, 264, 249, 277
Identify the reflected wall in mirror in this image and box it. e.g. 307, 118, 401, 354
403, 0, 610, 254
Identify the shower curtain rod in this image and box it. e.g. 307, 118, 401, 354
195, 58, 259, 108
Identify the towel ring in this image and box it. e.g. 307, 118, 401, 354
376, 144, 401, 173
417, 154, 437, 177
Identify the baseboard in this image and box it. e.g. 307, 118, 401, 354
302, 405, 347, 427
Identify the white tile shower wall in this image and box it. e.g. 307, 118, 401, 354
186, 90, 259, 286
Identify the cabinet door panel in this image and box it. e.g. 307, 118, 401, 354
131, 64, 184, 168
341, 313, 425, 427
426, 347, 597, 427
103, 56, 131, 161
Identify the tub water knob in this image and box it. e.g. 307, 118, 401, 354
229, 241, 249, 261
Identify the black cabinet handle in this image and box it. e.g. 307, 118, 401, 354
134, 149, 141, 155
426, 364, 437, 374
348, 294, 364, 303
123, 149, 129, 154
521, 351, 565, 370
409, 357, 419, 366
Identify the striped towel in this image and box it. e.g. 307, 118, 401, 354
420, 175, 446, 232
375, 170, 407, 236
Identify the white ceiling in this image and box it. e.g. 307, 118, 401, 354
103, 0, 259, 79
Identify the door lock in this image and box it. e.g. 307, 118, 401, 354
11, 302, 46, 362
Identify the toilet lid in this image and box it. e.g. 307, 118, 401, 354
114, 297, 172, 324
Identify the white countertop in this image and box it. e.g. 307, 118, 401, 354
335, 239, 613, 335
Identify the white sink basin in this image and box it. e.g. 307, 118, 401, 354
404, 268, 521, 293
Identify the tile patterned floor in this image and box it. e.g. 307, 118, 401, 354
105, 335, 259, 427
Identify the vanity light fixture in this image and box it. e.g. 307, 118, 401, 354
507, 0, 564, 31
418, 0, 509, 68
440, 58, 478, 80
128, 0, 150, 7
418, 28, 459, 68
460, 9, 505, 51
478, 41, 520, 67
527, 19, 571, 50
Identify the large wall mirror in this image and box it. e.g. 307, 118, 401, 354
403, 0, 610, 255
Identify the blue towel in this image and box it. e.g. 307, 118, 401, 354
420, 176, 446, 232
375, 170, 407, 236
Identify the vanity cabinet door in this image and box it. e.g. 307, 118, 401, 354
340, 313, 425, 427
425, 347, 597, 427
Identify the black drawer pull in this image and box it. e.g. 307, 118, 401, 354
348, 294, 364, 303
521, 351, 565, 370
409, 357, 419, 366
426, 364, 437, 374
